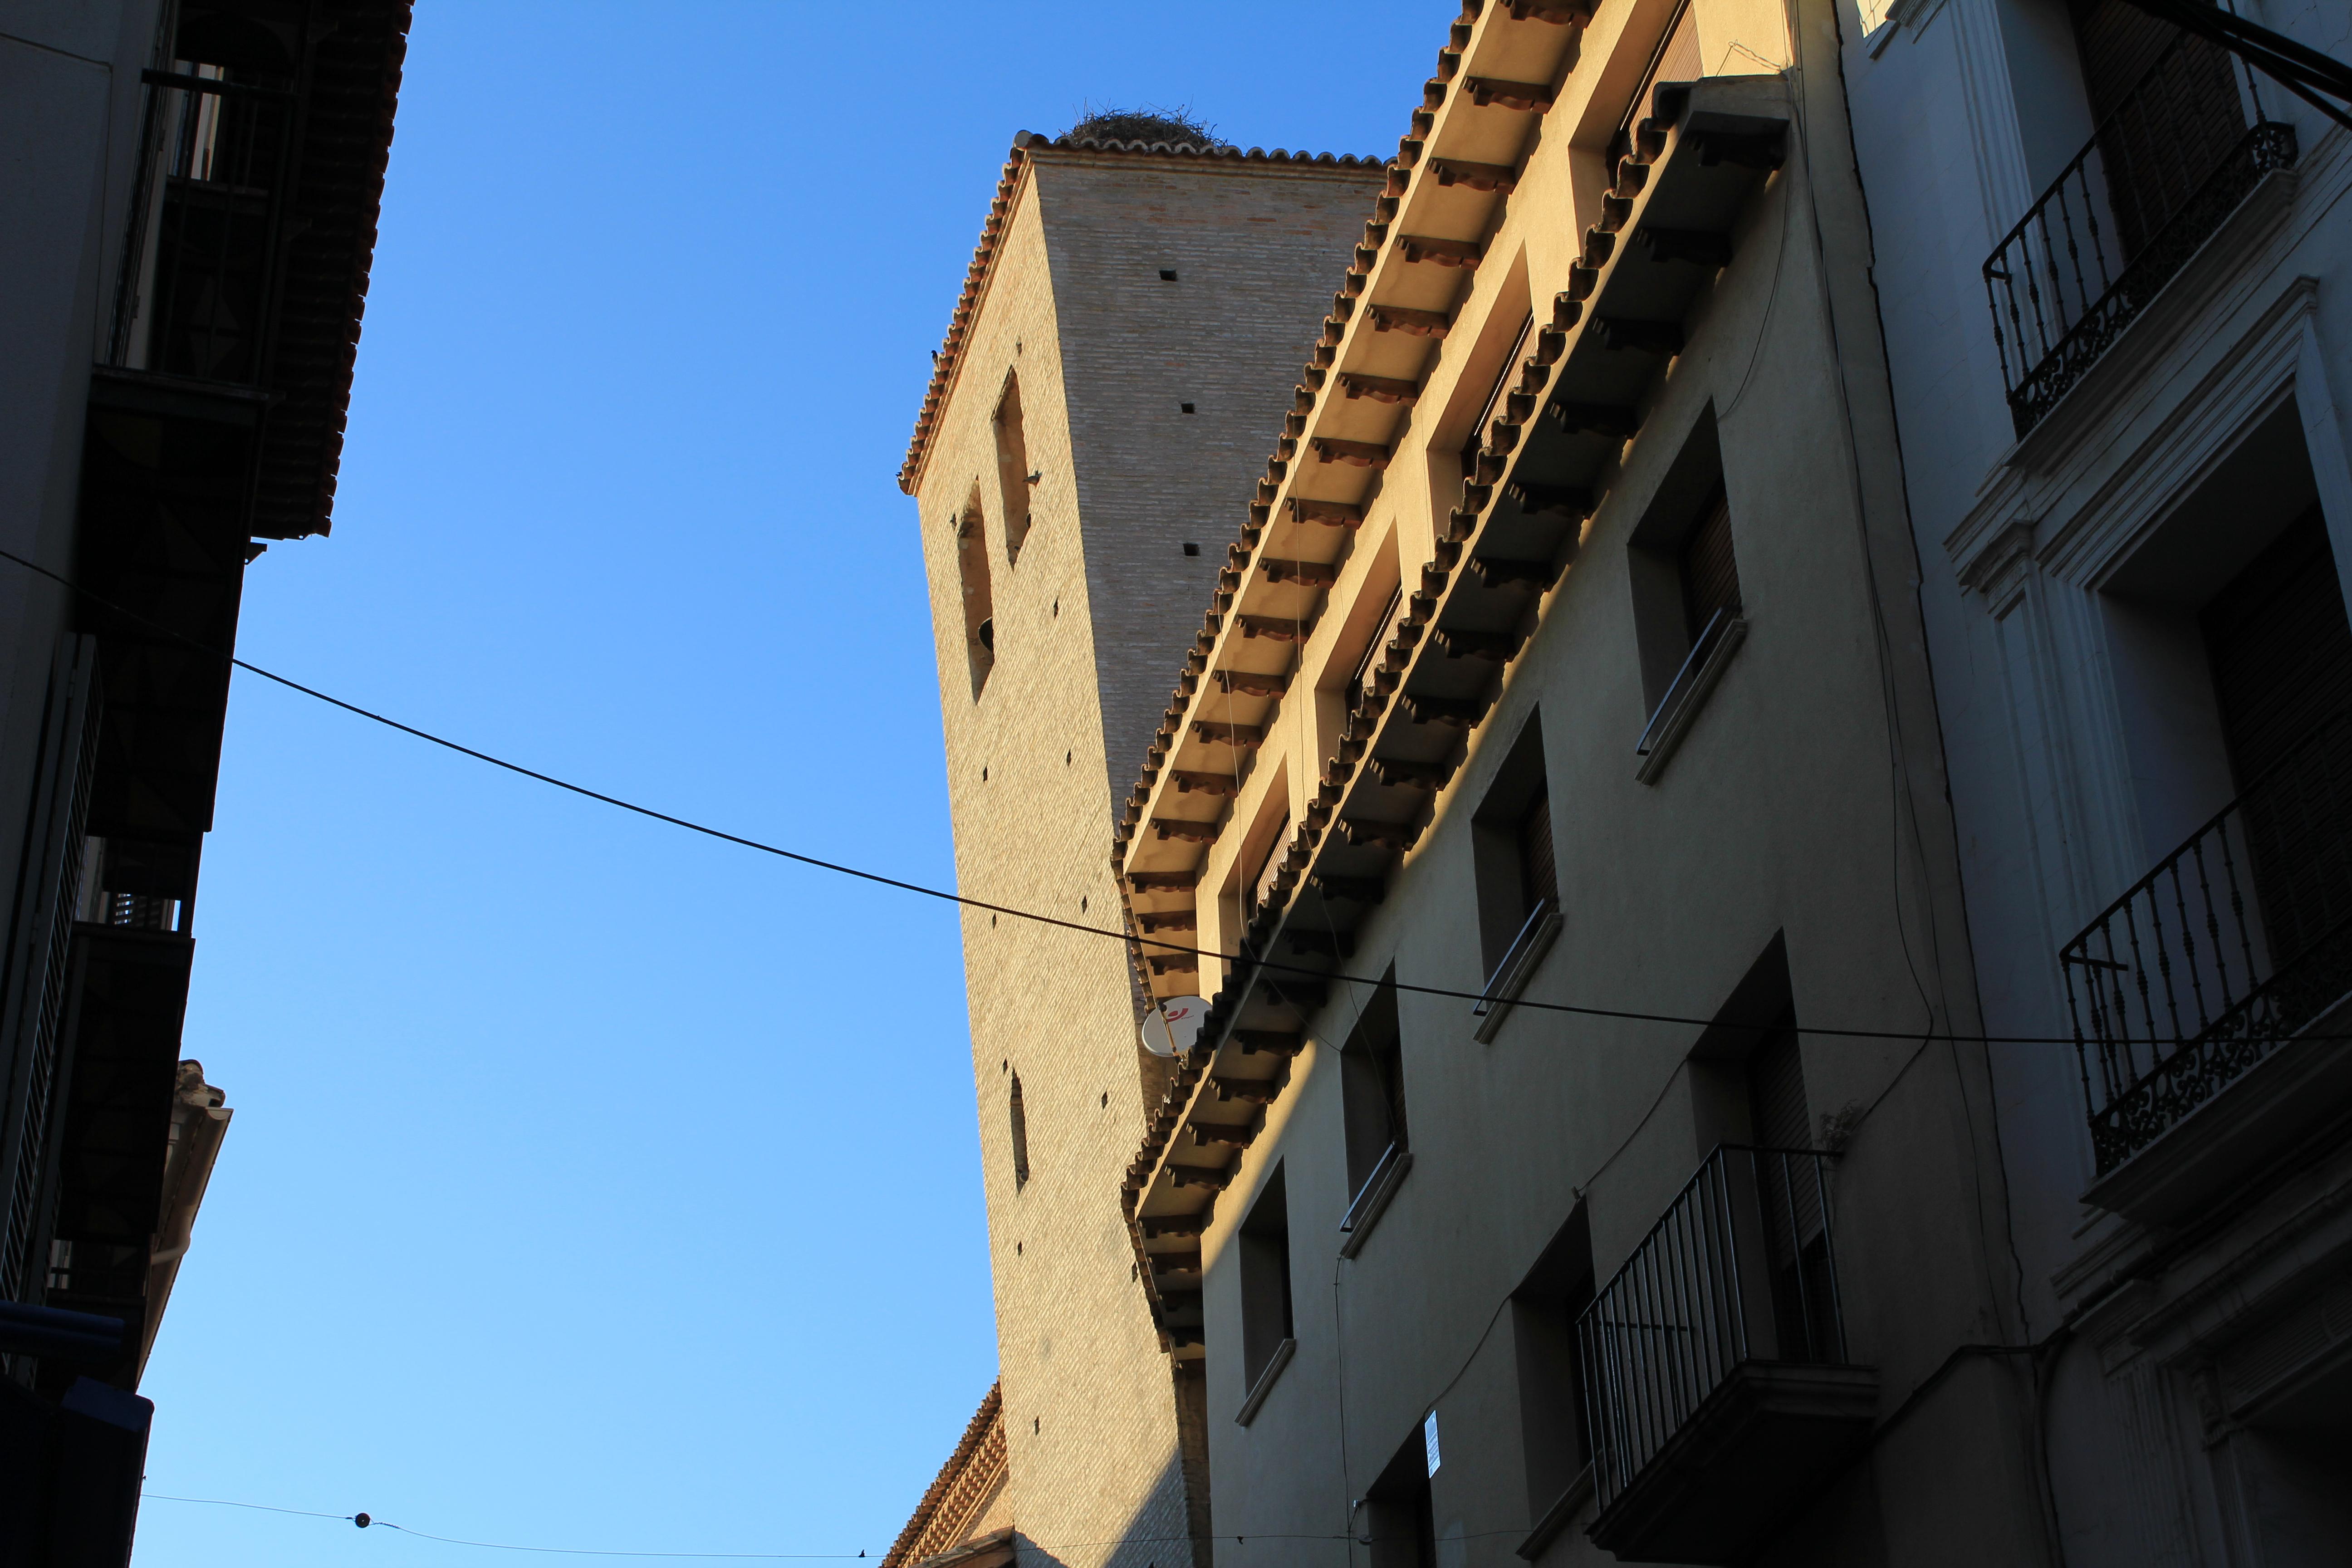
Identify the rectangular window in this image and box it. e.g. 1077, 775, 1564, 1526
1746, 1014, 1836, 1359
1628, 410, 1747, 776
1611, 0, 1699, 161
1340, 974, 1408, 1205
1516, 787, 1557, 919
1344, 586, 1404, 715
994, 372, 1033, 561
1247, 809, 1290, 921
1472, 717, 1557, 981
1678, 485, 1742, 644
1513, 1201, 1596, 1522
1457, 314, 1534, 481
1364, 1421, 1439, 1568
1008, 1072, 1031, 1188
1238, 1165, 1295, 1394
956, 487, 995, 700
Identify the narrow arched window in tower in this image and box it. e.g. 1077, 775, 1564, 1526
995, 372, 1033, 561
956, 485, 995, 699
1009, 1072, 1031, 1188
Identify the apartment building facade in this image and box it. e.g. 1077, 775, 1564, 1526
0, 1, 407, 1557
1104, 0, 2072, 1563
1847, 0, 2352, 1563
900, 1, 2352, 1565
897, 129, 1385, 1568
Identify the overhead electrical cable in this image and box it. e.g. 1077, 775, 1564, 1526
138, 1494, 1542, 1558
0, 541, 2291, 1049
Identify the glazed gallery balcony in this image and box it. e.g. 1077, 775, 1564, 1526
1983, 34, 2295, 438
2063, 716, 2352, 1223
1577, 1146, 1874, 1565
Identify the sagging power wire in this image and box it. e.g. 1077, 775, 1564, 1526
0, 541, 2298, 1050
142, 1492, 1541, 1558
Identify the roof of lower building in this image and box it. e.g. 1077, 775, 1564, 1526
880, 1382, 1008, 1568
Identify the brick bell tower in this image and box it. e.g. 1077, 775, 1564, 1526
896, 126, 1382, 1568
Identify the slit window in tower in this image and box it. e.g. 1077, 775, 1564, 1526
995, 372, 1032, 561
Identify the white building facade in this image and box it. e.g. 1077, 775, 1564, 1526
1847, 0, 2352, 1562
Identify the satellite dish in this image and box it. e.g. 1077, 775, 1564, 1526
1140, 995, 1205, 1058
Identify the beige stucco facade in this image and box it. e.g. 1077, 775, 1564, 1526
1103, 0, 2058, 1564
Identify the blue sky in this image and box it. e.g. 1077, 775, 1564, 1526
132, 3, 1436, 1563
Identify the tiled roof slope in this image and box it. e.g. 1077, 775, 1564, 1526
897, 133, 1382, 495
881, 1382, 1008, 1568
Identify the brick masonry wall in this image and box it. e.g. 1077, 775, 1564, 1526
1032, 152, 1383, 811
907, 149, 1376, 1568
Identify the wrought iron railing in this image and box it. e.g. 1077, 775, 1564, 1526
1577, 1146, 1847, 1514
1984, 36, 2295, 437
2062, 715, 2352, 1174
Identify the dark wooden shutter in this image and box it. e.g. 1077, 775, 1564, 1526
2200, 505, 2352, 966
1679, 488, 1742, 643
2068, 0, 2245, 261
2201, 505, 2352, 791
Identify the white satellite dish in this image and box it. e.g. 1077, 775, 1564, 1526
1140, 995, 1205, 1058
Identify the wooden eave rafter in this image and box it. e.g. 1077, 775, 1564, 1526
1115, 49, 1792, 1347
1113, 1, 1579, 975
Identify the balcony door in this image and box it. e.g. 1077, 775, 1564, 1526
2068, 0, 2244, 261
2200, 506, 2352, 976
1748, 1024, 1836, 1362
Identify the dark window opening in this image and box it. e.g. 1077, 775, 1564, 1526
1182, 541, 1201, 557
1678, 485, 1742, 643
1341, 975, 1407, 1202
1473, 718, 1556, 979
1245, 809, 1290, 922
1630, 409, 1742, 720
2199, 503, 2352, 973
1344, 586, 1404, 715
1517, 788, 1557, 917
1610, 0, 1700, 164
1686, 939, 1838, 1361
1458, 314, 1535, 480
1181, 402, 1196, 414
1239, 1166, 1294, 1391
1363, 1420, 1439, 1568
2068, 0, 2245, 264
994, 373, 1033, 561
1009, 1072, 1031, 1188
2201, 504, 2352, 795
956, 489, 995, 700
1514, 1201, 1596, 1516
1159, 268, 1179, 281
1746, 1014, 1836, 1359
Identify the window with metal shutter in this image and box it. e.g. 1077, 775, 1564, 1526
1679, 488, 1741, 644
2068, 0, 2245, 262
1517, 789, 1556, 917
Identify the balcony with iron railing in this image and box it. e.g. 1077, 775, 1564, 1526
2063, 715, 2352, 1221
1984, 35, 2296, 438
1576, 1146, 1875, 1565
